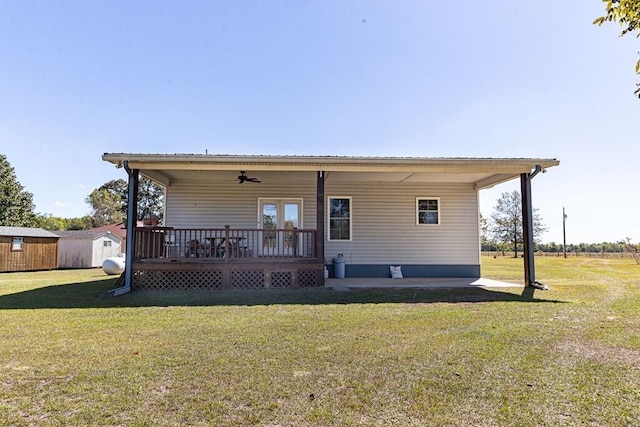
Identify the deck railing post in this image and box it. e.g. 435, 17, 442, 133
224, 225, 230, 261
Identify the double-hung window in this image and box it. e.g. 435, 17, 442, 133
328, 197, 352, 241
416, 197, 440, 225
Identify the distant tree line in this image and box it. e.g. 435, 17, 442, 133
0, 154, 164, 230
482, 190, 639, 259
481, 241, 630, 254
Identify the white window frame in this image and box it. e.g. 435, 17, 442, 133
328, 196, 352, 241
416, 197, 440, 226
257, 198, 304, 229
11, 237, 24, 251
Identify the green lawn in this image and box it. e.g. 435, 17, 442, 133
1, 257, 639, 426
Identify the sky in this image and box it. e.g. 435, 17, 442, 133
1, 1, 639, 244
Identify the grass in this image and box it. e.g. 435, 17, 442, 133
1, 257, 639, 426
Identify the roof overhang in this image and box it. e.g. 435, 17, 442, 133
102, 153, 559, 190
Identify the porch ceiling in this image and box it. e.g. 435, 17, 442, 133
102, 153, 559, 190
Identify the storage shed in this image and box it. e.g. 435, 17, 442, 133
55, 230, 122, 268
0, 226, 59, 272
91, 222, 129, 252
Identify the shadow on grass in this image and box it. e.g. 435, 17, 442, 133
0, 278, 564, 309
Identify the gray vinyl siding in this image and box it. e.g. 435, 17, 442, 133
165, 178, 317, 230
164, 178, 479, 266
324, 182, 479, 266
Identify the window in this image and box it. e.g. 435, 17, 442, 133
328, 197, 352, 241
416, 197, 440, 225
104, 241, 112, 247
11, 237, 23, 251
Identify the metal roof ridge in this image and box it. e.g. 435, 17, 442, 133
103, 152, 558, 161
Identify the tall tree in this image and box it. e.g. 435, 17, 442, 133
488, 191, 547, 258
594, 0, 640, 97
86, 186, 124, 227
136, 177, 165, 221
0, 154, 37, 227
34, 213, 67, 231
66, 216, 93, 230
86, 177, 164, 227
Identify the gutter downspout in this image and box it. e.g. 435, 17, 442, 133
521, 165, 548, 290
108, 161, 139, 296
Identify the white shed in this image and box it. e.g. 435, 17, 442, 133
55, 230, 122, 268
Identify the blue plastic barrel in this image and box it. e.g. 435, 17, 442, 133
333, 254, 345, 279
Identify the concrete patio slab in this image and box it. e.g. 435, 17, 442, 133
325, 277, 523, 290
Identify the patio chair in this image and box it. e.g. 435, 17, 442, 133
186, 239, 201, 258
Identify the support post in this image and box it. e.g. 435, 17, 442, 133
563, 207, 567, 259
316, 171, 325, 285
520, 173, 535, 287
124, 163, 139, 292
520, 165, 547, 290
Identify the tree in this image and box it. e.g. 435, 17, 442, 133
136, 177, 165, 221
85, 177, 164, 227
0, 154, 37, 227
479, 213, 497, 251
66, 216, 93, 230
488, 191, 547, 258
594, 0, 640, 98
622, 237, 640, 264
34, 213, 67, 231
86, 185, 124, 227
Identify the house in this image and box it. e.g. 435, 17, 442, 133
55, 230, 122, 269
101, 153, 559, 293
0, 226, 59, 272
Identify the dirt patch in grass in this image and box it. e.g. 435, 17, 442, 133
558, 340, 640, 366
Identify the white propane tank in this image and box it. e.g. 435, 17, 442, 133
102, 255, 125, 275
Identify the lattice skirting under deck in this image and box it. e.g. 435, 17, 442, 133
132, 264, 321, 290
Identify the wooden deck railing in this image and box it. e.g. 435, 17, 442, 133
134, 226, 317, 261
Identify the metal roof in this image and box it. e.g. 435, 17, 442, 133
102, 153, 560, 189
54, 230, 122, 242
102, 153, 559, 169
0, 226, 60, 238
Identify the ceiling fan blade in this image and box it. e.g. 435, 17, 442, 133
236, 171, 260, 183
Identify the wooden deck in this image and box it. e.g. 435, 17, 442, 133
131, 227, 324, 290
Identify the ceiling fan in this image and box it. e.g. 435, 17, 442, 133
237, 171, 261, 184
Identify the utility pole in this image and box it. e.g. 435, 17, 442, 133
562, 207, 567, 259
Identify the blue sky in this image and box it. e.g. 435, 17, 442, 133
1, 1, 638, 243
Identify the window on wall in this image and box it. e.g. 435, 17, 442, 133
103, 241, 112, 247
11, 237, 23, 251
416, 197, 440, 225
328, 197, 352, 241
